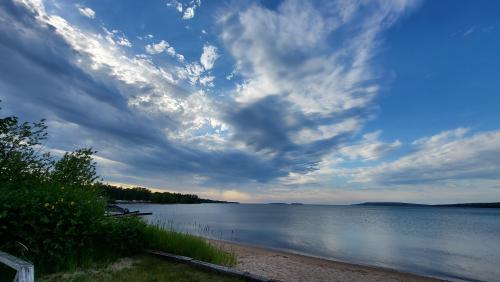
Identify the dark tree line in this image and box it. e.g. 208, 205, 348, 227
101, 185, 236, 204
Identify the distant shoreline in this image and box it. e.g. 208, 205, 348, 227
209, 239, 445, 282
116, 200, 500, 208
112, 200, 239, 204
356, 201, 500, 208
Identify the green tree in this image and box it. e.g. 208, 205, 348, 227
0, 108, 53, 183
51, 148, 99, 186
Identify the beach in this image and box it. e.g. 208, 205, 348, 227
210, 239, 443, 282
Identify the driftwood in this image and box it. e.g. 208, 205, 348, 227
0, 251, 34, 282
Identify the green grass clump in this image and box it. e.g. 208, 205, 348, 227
144, 225, 237, 267
40, 255, 243, 282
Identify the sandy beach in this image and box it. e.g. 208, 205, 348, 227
210, 240, 444, 282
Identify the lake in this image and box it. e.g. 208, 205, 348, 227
122, 203, 500, 282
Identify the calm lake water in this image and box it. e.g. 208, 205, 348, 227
122, 203, 500, 282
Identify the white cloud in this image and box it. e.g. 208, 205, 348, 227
340, 131, 401, 161
292, 118, 361, 145
219, 0, 420, 149
167, 0, 202, 20
116, 36, 131, 47
16, 0, 225, 150
199, 75, 215, 87
413, 127, 468, 148
78, 7, 95, 19
102, 28, 132, 47
145, 40, 169, 54
166, 46, 176, 56
138, 33, 154, 40
176, 62, 205, 85
182, 7, 195, 19
200, 44, 218, 70
145, 40, 185, 62
176, 54, 185, 62
353, 129, 500, 184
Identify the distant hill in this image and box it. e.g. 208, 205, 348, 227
356, 202, 428, 207
356, 202, 500, 208
435, 202, 500, 208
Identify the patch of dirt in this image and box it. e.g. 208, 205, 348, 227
107, 257, 136, 272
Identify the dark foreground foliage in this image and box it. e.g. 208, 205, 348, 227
0, 108, 144, 275
0, 105, 235, 278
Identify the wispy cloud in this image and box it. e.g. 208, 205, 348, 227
353, 129, 500, 185
340, 131, 402, 162
464, 26, 476, 36
78, 6, 95, 19
218, 0, 420, 182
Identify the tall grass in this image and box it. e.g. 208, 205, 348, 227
144, 224, 237, 266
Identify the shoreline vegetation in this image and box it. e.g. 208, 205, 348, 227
103, 185, 238, 205
0, 109, 235, 280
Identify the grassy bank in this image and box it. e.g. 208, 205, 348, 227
40, 255, 243, 282
145, 225, 237, 266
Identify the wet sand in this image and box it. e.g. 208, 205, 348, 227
210, 239, 445, 282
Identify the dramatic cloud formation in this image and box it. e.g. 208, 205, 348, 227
1, 0, 499, 203
217, 0, 420, 186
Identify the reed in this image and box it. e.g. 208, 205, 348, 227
144, 224, 237, 266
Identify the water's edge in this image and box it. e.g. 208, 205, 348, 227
122, 203, 500, 282
206, 237, 452, 282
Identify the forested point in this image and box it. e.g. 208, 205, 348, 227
101, 185, 237, 204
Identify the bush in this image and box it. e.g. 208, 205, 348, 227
0, 182, 106, 273
96, 217, 147, 255
0, 182, 153, 275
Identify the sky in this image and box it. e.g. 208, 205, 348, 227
1, 0, 499, 204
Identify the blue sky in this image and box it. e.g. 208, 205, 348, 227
1, 0, 499, 204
